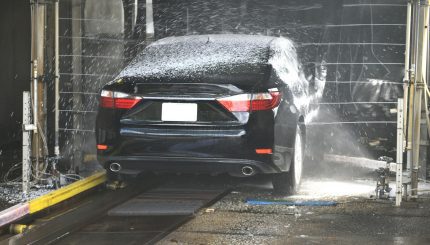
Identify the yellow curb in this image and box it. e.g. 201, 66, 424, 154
28, 171, 106, 214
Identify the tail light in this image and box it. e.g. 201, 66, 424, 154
97, 144, 108, 150
217, 89, 281, 112
255, 148, 273, 154
100, 90, 142, 109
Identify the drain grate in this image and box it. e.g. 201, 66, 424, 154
108, 187, 227, 216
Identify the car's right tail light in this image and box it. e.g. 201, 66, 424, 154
100, 90, 142, 109
216, 89, 281, 112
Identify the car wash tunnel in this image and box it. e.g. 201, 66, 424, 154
0, 0, 430, 244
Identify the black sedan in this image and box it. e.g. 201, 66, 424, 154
96, 34, 309, 194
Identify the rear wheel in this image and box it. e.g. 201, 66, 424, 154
272, 125, 303, 195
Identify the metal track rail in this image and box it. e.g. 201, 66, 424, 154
1, 176, 230, 245
1, 178, 160, 245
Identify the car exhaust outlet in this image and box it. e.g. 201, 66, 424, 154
242, 166, 255, 176
109, 162, 122, 172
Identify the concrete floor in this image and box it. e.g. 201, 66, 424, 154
2, 160, 430, 244
159, 197, 430, 244
159, 162, 430, 245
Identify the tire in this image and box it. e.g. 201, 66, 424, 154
272, 125, 304, 195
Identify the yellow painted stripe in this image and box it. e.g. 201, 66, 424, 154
28, 171, 106, 214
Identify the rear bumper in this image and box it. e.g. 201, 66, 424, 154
98, 155, 281, 177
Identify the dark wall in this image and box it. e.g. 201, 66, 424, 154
0, 1, 31, 169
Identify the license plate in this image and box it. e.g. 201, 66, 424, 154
161, 103, 198, 122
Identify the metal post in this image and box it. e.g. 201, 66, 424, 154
396, 98, 404, 206
133, 0, 138, 31
32, 60, 38, 135
32, 59, 40, 177
404, 0, 412, 135
405, 0, 430, 198
31, 0, 47, 180
411, 90, 422, 198
410, 1, 422, 198
22, 92, 32, 195
418, 0, 430, 181
405, 0, 416, 199
146, 0, 154, 44
32, 1, 38, 138
71, 0, 83, 172
124, 0, 137, 60
186, 7, 189, 35
54, 0, 60, 156
405, 0, 418, 199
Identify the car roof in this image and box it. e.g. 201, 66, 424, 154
150, 34, 277, 48
118, 34, 286, 84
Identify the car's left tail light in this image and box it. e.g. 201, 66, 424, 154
100, 90, 142, 109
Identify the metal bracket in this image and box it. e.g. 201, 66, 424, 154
388, 162, 398, 173
23, 124, 37, 131
22, 92, 32, 195
402, 171, 412, 184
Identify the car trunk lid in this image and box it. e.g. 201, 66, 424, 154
120, 83, 248, 125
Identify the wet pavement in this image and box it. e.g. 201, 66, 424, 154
158, 162, 430, 245
159, 190, 430, 244
3, 160, 430, 244
0, 201, 9, 211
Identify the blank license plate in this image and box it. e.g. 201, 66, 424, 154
162, 103, 197, 122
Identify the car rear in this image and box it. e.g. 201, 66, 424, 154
96, 35, 288, 177
96, 78, 286, 176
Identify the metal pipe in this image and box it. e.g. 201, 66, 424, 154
32, 59, 40, 180
241, 166, 255, 176
71, 0, 83, 172
407, 0, 421, 198
31, 0, 42, 181
31, 1, 39, 135
22, 92, 32, 195
133, 0, 138, 31
109, 163, 122, 172
396, 98, 404, 206
421, 1, 430, 181
403, 1, 412, 140
32, 60, 38, 135
404, 1, 412, 84
424, 87, 430, 139
410, 0, 422, 198
145, 0, 154, 44
54, 0, 60, 156
410, 0, 429, 197
405, 0, 419, 198
408, 0, 418, 198
186, 7, 189, 34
